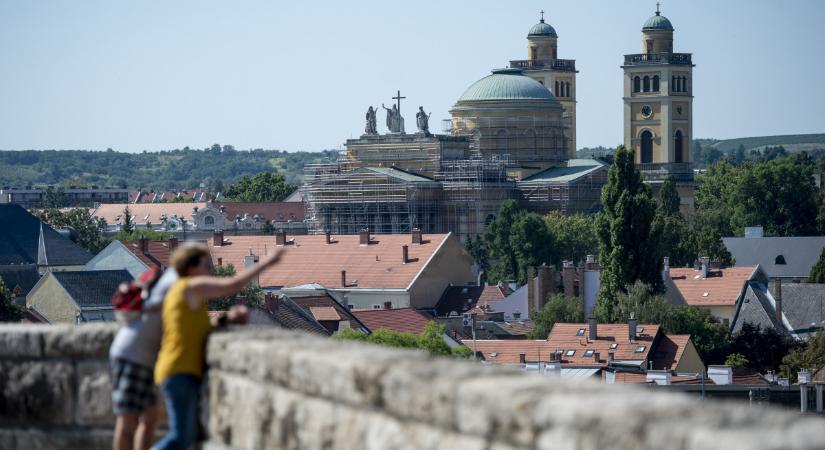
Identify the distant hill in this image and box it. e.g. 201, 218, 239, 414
0, 146, 338, 191
699, 134, 825, 154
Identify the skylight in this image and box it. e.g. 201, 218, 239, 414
584, 350, 594, 357
576, 328, 585, 336
635, 346, 646, 353
565, 350, 575, 357
610, 343, 618, 349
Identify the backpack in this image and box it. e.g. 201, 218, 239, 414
112, 265, 163, 323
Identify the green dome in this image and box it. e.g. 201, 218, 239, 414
643, 12, 673, 31
528, 19, 557, 37
457, 68, 558, 103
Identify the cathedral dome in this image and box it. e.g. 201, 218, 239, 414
457, 68, 558, 104
528, 19, 557, 37
643, 11, 674, 31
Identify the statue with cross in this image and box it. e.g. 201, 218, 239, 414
381, 90, 406, 133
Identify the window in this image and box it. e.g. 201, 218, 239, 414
565, 350, 576, 357
524, 129, 536, 154
643, 76, 650, 92
682, 76, 688, 92
646, 40, 653, 54
530, 47, 537, 60
610, 343, 618, 349
584, 350, 594, 357
565, 82, 571, 98
640, 130, 653, 163
634, 346, 646, 353
775, 255, 787, 265
674, 130, 684, 163
372, 304, 381, 310
672, 75, 676, 92
555, 80, 560, 97
576, 328, 585, 336
633, 76, 641, 93
204, 215, 215, 226
652, 75, 660, 92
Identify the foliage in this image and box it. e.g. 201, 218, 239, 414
207, 264, 264, 311
595, 146, 662, 320
121, 206, 135, 233
450, 344, 474, 359
0, 278, 23, 323
595, 281, 670, 325
662, 305, 730, 363
221, 172, 297, 202
725, 353, 748, 370
807, 248, 825, 283
261, 220, 275, 235
483, 200, 523, 283
42, 186, 67, 208
34, 208, 109, 253
544, 211, 598, 265
659, 176, 681, 218
417, 321, 453, 356
113, 229, 174, 241
782, 332, 825, 382
529, 294, 584, 339
336, 320, 470, 358
0, 147, 337, 191
728, 323, 803, 373
463, 235, 489, 282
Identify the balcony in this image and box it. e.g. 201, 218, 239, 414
509, 58, 576, 72
624, 53, 692, 66
637, 162, 695, 182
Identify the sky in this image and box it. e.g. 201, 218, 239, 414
1, 0, 824, 153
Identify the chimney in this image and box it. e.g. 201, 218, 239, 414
139, 237, 148, 253
275, 230, 286, 246
588, 316, 598, 341
593, 351, 600, 363
608, 352, 615, 362
383, 301, 392, 310
244, 254, 260, 285
549, 351, 557, 362
502, 280, 510, 294
411, 228, 422, 245
212, 230, 224, 247
708, 365, 733, 385
169, 237, 179, 251
325, 231, 332, 244
341, 270, 347, 287
359, 228, 370, 246
536, 265, 554, 310
519, 353, 526, 365
562, 261, 575, 298
661, 256, 670, 282
700, 256, 710, 278
527, 266, 535, 310
217, 257, 223, 267
402, 244, 409, 264
628, 313, 638, 343
265, 292, 279, 312
774, 278, 783, 323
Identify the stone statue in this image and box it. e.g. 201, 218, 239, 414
365, 106, 378, 135
382, 103, 405, 133
416, 106, 431, 136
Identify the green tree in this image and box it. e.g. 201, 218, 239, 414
113, 229, 174, 241
544, 211, 598, 265
509, 212, 555, 284
484, 200, 523, 283
223, 172, 297, 202
725, 352, 748, 369
42, 186, 67, 208
659, 176, 681, 218
662, 306, 730, 363
807, 248, 825, 283
733, 144, 747, 166
728, 323, 802, 373
595, 281, 670, 325
782, 331, 825, 382
463, 235, 489, 281
208, 264, 264, 310
122, 206, 135, 234
417, 321, 452, 356
34, 208, 109, 253
336, 320, 471, 358
529, 294, 584, 339
595, 146, 661, 320
0, 278, 23, 322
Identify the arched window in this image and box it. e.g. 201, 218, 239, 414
524, 129, 537, 154
652, 75, 660, 92
633, 76, 641, 93
204, 215, 215, 226
555, 81, 560, 96
496, 130, 508, 152
682, 76, 688, 92
674, 130, 684, 163
566, 82, 571, 97
640, 130, 653, 163
643, 76, 650, 92
672, 75, 676, 92
775, 255, 787, 265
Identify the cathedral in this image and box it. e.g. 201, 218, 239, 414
302, 7, 693, 239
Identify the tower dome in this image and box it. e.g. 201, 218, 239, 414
643, 6, 674, 31
528, 16, 557, 38
457, 68, 559, 104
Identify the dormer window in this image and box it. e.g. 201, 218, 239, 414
584, 350, 594, 357
565, 350, 575, 357
576, 328, 585, 336
635, 346, 646, 353
775, 255, 787, 265
610, 343, 618, 349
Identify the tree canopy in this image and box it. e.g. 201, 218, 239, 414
529, 294, 584, 339
222, 172, 297, 202
34, 208, 109, 254
0, 278, 23, 323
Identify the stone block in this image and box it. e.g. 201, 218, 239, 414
0, 427, 113, 450
0, 324, 44, 358
41, 323, 117, 359
0, 361, 74, 426
75, 361, 114, 426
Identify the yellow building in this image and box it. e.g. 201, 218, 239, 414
510, 12, 578, 158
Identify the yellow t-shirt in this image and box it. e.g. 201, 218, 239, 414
154, 277, 211, 384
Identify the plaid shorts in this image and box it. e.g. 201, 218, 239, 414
111, 357, 158, 414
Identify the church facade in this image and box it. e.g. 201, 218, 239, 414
302, 8, 693, 239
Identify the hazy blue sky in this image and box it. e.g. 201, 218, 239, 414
1, 0, 823, 152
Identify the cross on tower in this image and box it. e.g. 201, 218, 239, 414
656, 2, 661, 15
392, 90, 405, 115
540, 9, 545, 21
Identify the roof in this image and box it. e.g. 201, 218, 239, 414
255, 296, 330, 336
91, 202, 206, 225
733, 282, 825, 339
651, 334, 690, 370
21, 306, 50, 324
434, 284, 506, 316
478, 320, 535, 338
288, 294, 369, 332
362, 167, 436, 183
0, 204, 92, 266
643, 11, 674, 31
722, 236, 825, 279
0, 264, 40, 297
352, 307, 432, 335
122, 239, 174, 268
520, 159, 607, 183
546, 323, 660, 366
668, 266, 757, 307
310, 306, 341, 321
209, 233, 452, 289
215, 202, 304, 222
528, 19, 558, 37
51, 270, 132, 308
457, 68, 560, 104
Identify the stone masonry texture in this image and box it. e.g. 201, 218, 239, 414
0, 323, 824, 450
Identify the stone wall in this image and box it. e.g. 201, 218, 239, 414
2, 324, 825, 450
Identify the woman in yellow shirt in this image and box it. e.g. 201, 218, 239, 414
153, 242, 282, 450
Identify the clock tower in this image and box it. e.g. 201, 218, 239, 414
622, 5, 695, 205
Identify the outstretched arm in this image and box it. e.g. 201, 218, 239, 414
183, 250, 283, 310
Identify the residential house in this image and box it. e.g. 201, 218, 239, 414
248, 292, 370, 336
351, 306, 461, 346
665, 262, 764, 326
0, 204, 92, 272
732, 281, 825, 340
0, 187, 129, 208
208, 230, 477, 310
431, 284, 507, 317
26, 270, 132, 323
0, 265, 40, 307
83, 238, 177, 277
723, 228, 825, 281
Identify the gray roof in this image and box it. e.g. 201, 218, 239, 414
83, 240, 149, 278
0, 204, 92, 266
731, 283, 788, 337
52, 270, 132, 308
732, 281, 825, 340
722, 236, 825, 279
458, 68, 560, 104
0, 264, 40, 297
520, 159, 607, 183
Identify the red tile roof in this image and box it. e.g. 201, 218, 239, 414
215, 202, 304, 223
93, 202, 206, 225
434, 284, 505, 317
652, 334, 690, 371
209, 233, 451, 289
460, 340, 555, 364
669, 266, 757, 307
546, 323, 660, 366
351, 307, 433, 335
310, 306, 341, 321
122, 240, 175, 268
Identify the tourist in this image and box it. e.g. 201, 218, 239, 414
110, 265, 178, 450
153, 242, 282, 450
